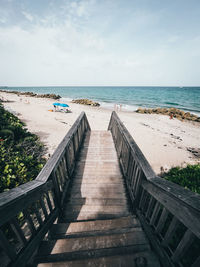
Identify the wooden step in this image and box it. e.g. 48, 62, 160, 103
36, 229, 150, 263
63, 210, 130, 222
70, 184, 125, 193
66, 197, 127, 206
73, 169, 121, 175
79, 147, 117, 153
63, 204, 128, 213
72, 177, 123, 184
68, 190, 127, 199
78, 158, 118, 162
83, 142, 115, 148
73, 174, 123, 181
37, 251, 160, 267
74, 162, 121, 170
79, 148, 117, 154
69, 190, 126, 199
50, 225, 141, 240
62, 213, 130, 222
50, 216, 139, 239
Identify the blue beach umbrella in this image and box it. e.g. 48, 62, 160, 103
59, 103, 69, 107
53, 103, 69, 107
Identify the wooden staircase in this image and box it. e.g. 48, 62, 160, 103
2, 112, 199, 267
35, 131, 160, 266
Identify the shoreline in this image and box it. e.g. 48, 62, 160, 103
1, 91, 200, 174
1, 88, 200, 116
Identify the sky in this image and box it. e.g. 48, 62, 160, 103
0, 0, 200, 86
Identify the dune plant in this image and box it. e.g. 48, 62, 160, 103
162, 164, 200, 194
0, 103, 46, 193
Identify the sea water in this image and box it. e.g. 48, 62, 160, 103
2, 86, 200, 116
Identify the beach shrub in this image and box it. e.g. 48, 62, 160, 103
0, 103, 46, 193
162, 164, 200, 194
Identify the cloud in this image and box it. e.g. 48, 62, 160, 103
0, 0, 200, 86
22, 11, 33, 22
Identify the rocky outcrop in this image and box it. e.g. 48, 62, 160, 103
0, 89, 61, 100
72, 99, 100, 106
35, 93, 61, 99
136, 107, 200, 123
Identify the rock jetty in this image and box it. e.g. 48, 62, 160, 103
136, 107, 200, 123
72, 99, 100, 106
0, 89, 61, 100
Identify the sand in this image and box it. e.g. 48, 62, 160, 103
1, 91, 200, 174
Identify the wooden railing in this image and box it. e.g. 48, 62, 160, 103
0, 112, 90, 267
108, 111, 200, 267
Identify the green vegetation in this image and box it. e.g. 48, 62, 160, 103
162, 164, 200, 194
0, 103, 46, 193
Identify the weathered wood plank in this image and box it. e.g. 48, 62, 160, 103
145, 196, 155, 219
72, 177, 123, 184
155, 208, 169, 234
37, 251, 160, 267
67, 197, 127, 206
63, 212, 130, 222
35, 112, 90, 183
142, 179, 200, 239
64, 204, 129, 214
12, 209, 58, 267
11, 218, 27, 246
161, 216, 179, 247
38, 229, 150, 255
0, 181, 53, 226
50, 216, 138, 237
70, 185, 126, 195
0, 229, 16, 261
68, 190, 127, 199
136, 211, 172, 267
108, 111, 156, 179
171, 229, 195, 262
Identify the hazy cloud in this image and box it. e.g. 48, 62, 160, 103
0, 0, 200, 86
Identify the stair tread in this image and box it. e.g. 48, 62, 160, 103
73, 175, 123, 180
63, 204, 129, 214
51, 216, 138, 235
72, 178, 123, 183
70, 186, 126, 195
68, 191, 127, 198
50, 216, 140, 238
50, 227, 142, 240
63, 211, 130, 222
37, 251, 160, 267
38, 229, 150, 256
66, 198, 127, 205
70, 183, 125, 189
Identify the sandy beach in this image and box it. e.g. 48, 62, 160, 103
1, 91, 200, 174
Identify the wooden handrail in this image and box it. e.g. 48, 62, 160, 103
0, 112, 90, 267
108, 111, 200, 267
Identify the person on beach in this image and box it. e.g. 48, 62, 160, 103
170, 113, 174, 119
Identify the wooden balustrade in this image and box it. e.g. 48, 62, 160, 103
0, 112, 90, 267
108, 111, 200, 267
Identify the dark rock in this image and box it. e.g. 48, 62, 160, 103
0, 89, 61, 100
135, 107, 199, 123
72, 99, 100, 106
187, 147, 200, 158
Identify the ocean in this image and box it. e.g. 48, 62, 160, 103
1, 86, 200, 116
